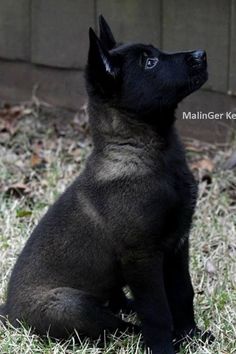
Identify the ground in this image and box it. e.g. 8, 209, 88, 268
0, 102, 235, 354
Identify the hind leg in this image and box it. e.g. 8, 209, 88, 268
19, 287, 137, 339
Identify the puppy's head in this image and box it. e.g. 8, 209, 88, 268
86, 16, 208, 119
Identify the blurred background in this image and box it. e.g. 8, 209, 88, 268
0, 0, 236, 142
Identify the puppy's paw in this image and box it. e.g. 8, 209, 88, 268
197, 329, 215, 344
126, 323, 141, 335
151, 343, 175, 354
173, 326, 214, 351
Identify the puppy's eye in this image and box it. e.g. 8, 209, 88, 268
145, 57, 159, 70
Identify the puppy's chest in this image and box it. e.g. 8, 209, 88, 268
125, 164, 197, 245
144, 168, 196, 218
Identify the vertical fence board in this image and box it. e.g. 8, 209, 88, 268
0, 0, 30, 60
31, 0, 95, 69
97, 0, 161, 46
163, 0, 230, 93
229, 0, 236, 95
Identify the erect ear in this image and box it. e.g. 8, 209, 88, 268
88, 27, 117, 78
99, 15, 116, 50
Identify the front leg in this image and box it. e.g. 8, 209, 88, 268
122, 250, 175, 354
164, 239, 214, 348
164, 239, 196, 340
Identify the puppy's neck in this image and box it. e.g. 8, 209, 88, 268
88, 100, 176, 153
87, 101, 180, 181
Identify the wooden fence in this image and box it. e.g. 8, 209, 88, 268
0, 0, 236, 141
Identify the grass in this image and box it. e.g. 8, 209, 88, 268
0, 104, 236, 353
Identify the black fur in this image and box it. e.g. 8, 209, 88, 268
0, 16, 212, 354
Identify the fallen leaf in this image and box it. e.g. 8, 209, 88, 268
0, 104, 32, 135
0, 119, 18, 135
202, 244, 209, 253
30, 153, 44, 168
0, 103, 32, 120
190, 158, 214, 172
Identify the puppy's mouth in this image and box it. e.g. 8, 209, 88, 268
190, 69, 208, 90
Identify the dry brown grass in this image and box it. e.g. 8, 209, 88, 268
0, 104, 235, 353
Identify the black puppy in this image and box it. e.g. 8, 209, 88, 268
0, 16, 211, 354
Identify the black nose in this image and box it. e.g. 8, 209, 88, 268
186, 49, 207, 69
192, 50, 207, 62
